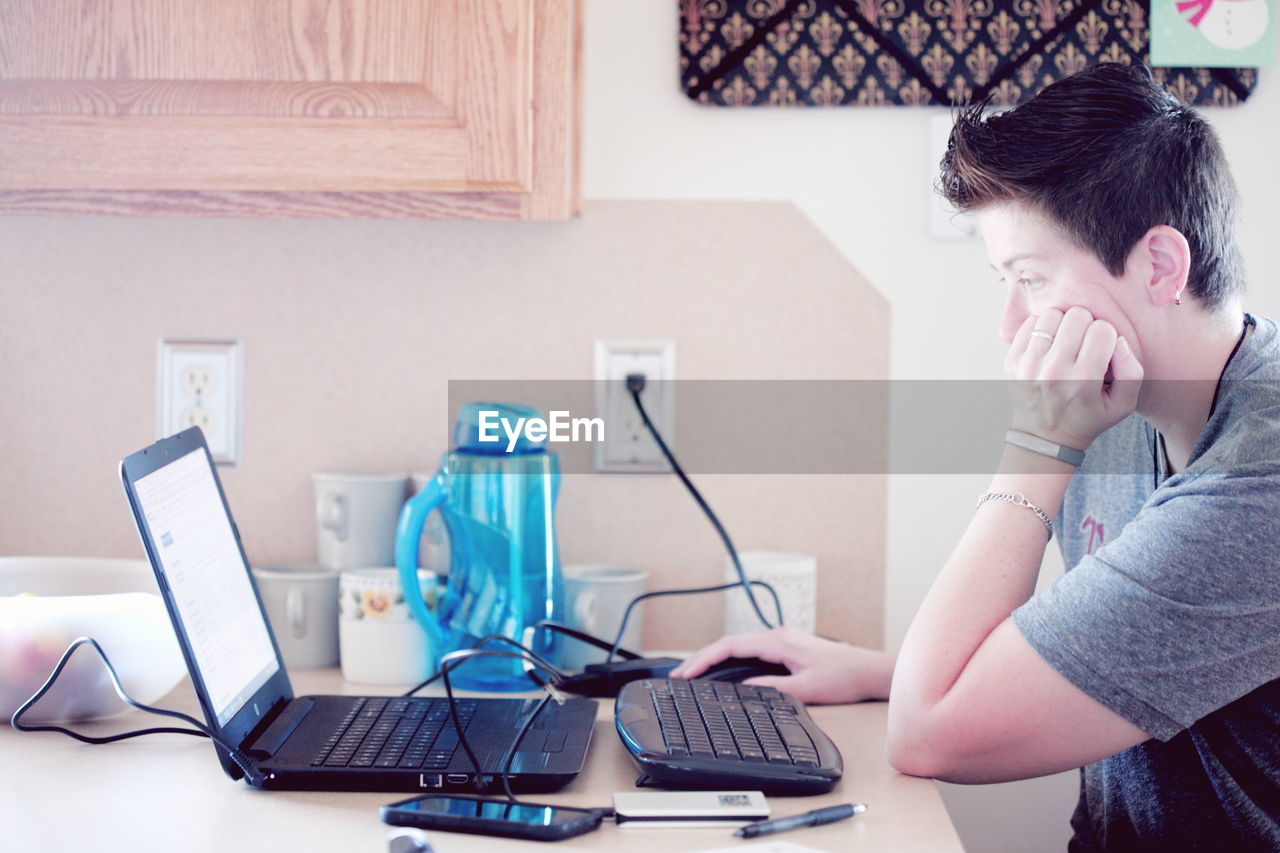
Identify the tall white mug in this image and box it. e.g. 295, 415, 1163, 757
252, 564, 340, 669
561, 564, 648, 671
723, 551, 817, 636
312, 472, 408, 571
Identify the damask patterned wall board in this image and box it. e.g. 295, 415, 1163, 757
679, 0, 1258, 106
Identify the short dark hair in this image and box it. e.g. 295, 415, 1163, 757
940, 64, 1243, 310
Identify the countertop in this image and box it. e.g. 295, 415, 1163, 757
3, 668, 961, 853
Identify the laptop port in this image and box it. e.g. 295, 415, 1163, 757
418, 774, 443, 788
446, 774, 468, 785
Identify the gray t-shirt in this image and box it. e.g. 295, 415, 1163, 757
1013, 314, 1280, 851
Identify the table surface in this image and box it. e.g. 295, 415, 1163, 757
3, 669, 962, 853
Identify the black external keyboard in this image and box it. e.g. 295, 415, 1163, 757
310, 697, 477, 770
614, 679, 843, 795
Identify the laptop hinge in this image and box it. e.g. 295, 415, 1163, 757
244, 698, 316, 759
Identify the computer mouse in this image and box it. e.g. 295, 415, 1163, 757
551, 655, 789, 697
554, 656, 683, 697
698, 656, 791, 683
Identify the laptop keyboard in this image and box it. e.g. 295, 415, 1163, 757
311, 697, 478, 770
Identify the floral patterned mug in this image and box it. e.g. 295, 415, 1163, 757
338, 567, 438, 685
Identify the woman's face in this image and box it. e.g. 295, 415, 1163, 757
979, 202, 1143, 363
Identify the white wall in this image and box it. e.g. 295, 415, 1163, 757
581, 4, 1280, 850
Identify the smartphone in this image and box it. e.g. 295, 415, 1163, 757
381, 794, 605, 841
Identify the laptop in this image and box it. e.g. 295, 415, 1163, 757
119, 427, 597, 792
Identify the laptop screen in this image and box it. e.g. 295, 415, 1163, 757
133, 447, 279, 727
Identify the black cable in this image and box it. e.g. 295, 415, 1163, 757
403, 635, 572, 803
435, 648, 568, 799
10, 636, 270, 786
13, 722, 209, 745
401, 633, 563, 699
627, 376, 779, 632
497, 693, 553, 803
531, 620, 644, 662
605, 580, 784, 664
15, 636, 562, 800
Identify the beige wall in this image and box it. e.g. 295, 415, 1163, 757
0, 201, 888, 653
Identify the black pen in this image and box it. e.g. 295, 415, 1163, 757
734, 803, 867, 838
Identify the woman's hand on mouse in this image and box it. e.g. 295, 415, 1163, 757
668, 626, 896, 705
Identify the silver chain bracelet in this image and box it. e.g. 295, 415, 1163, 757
976, 491, 1054, 540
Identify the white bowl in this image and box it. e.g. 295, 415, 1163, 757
0, 557, 186, 723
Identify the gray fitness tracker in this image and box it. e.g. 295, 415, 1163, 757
1005, 429, 1086, 467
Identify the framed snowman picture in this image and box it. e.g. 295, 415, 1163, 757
1151, 0, 1275, 67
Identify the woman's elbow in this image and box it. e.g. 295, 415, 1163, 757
886, 712, 946, 778
885, 708, 974, 780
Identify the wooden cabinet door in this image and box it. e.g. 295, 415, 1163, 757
0, 0, 579, 219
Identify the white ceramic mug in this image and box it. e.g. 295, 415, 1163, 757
312, 472, 409, 571
339, 567, 437, 686
252, 564, 340, 669
561, 565, 648, 671
723, 551, 817, 636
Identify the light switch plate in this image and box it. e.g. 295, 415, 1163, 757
157, 338, 242, 465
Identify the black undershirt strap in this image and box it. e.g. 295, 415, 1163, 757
1153, 313, 1254, 487
1208, 313, 1255, 419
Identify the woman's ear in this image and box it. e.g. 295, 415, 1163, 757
1134, 225, 1191, 307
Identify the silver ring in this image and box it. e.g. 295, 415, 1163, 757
1030, 330, 1055, 343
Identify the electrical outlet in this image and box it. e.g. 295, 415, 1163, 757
158, 339, 242, 465
593, 340, 675, 473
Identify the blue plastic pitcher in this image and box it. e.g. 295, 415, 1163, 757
395, 402, 563, 691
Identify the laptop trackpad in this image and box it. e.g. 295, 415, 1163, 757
516, 730, 547, 752
513, 729, 566, 753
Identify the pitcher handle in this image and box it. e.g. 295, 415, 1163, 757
395, 475, 447, 648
